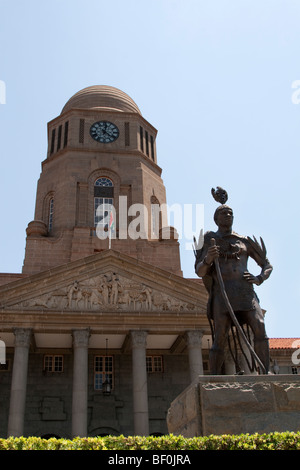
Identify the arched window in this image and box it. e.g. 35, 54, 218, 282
94, 178, 114, 228
48, 197, 54, 232
150, 195, 161, 238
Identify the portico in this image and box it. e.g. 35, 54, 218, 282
1, 250, 209, 437
4, 329, 208, 438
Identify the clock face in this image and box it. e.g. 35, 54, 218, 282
90, 121, 119, 143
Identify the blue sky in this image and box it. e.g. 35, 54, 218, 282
0, 0, 300, 338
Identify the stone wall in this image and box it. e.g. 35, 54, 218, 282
167, 375, 300, 437
0, 351, 190, 438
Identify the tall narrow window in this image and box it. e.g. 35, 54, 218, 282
140, 126, 144, 152
64, 121, 69, 148
145, 131, 149, 156
125, 122, 130, 146
94, 355, 114, 390
57, 125, 62, 151
48, 197, 54, 232
50, 129, 56, 154
79, 119, 85, 143
151, 195, 161, 238
150, 136, 155, 161
94, 177, 114, 228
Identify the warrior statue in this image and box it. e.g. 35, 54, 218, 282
194, 187, 272, 375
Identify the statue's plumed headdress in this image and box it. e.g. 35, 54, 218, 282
211, 186, 232, 224
211, 186, 228, 205
210, 186, 267, 261
193, 186, 230, 253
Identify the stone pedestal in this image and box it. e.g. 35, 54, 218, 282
167, 375, 300, 437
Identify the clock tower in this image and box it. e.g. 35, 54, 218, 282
22, 86, 182, 276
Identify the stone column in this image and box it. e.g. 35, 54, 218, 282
72, 328, 90, 437
185, 330, 204, 382
7, 328, 32, 437
130, 330, 149, 436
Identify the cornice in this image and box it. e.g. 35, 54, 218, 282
41, 147, 162, 175
48, 108, 158, 134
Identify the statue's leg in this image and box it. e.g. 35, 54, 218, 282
209, 312, 231, 374
244, 307, 270, 374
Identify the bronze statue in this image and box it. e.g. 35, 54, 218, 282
194, 187, 272, 375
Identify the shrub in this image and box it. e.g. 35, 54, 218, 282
0, 432, 300, 450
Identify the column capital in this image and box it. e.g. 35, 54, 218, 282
185, 330, 204, 347
72, 328, 90, 348
130, 330, 148, 349
13, 328, 32, 348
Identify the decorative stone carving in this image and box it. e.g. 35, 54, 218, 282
9, 272, 201, 313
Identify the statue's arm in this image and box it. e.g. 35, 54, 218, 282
256, 257, 273, 285
195, 236, 219, 277
244, 240, 273, 286
195, 249, 211, 277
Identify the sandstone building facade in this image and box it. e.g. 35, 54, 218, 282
0, 86, 210, 438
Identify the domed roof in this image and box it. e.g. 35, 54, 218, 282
61, 85, 141, 115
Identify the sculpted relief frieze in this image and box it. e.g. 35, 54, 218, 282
6, 272, 199, 313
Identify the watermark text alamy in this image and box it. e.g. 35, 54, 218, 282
95, 196, 204, 250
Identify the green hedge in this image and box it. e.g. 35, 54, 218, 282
0, 432, 300, 450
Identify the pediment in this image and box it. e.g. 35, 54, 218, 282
0, 250, 207, 314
